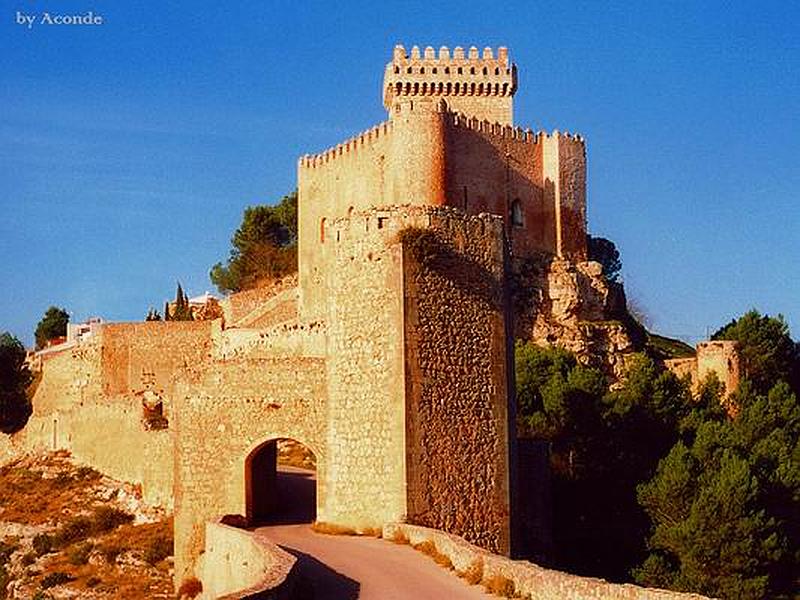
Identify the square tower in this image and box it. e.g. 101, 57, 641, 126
383, 45, 517, 124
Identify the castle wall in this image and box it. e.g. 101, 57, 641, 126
221, 274, 298, 327
173, 354, 328, 582
319, 208, 408, 529
401, 210, 514, 555
557, 135, 587, 259
297, 121, 394, 321
20, 327, 184, 507
443, 115, 552, 256
665, 341, 741, 400
100, 322, 212, 403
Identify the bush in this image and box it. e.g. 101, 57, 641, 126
91, 506, 133, 533
177, 577, 203, 599
53, 516, 93, 547
0, 537, 19, 565
67, 541, 93, 565
0, 564, 8, 600
32, 534, 53, 556
86, 576, 101, 587
99, 543, 125, 564
482, 574, 516, 598
143, 535, 172, 565
40, 571, 72, 588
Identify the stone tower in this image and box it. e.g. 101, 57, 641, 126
383, 44, 517, 124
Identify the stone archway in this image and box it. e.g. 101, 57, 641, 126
245, 438, 317, 525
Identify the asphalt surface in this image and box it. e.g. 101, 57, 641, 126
256, 467, 493, 599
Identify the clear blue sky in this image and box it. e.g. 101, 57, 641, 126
2, 1, 798, 347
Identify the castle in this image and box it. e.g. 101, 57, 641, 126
2, 46, 713, 597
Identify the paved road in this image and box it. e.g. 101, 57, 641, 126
261, 523, 493, 600
257, 467, 493, 599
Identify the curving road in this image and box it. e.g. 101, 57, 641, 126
257, 467, 493, 599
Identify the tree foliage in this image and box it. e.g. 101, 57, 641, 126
587, 235, 622, 282
516, 324, 799, 598
635, 379, 800, 599
167, 283, 193, 321
210, 191, 298, 293
712, 309, 799, 395
0, 332, 33, 434
516, 343, 688, 579
34, 306, 69, 350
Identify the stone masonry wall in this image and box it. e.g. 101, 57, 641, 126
402, 208, 514, 554
100, 322, 212, 404
444, 114, 553, 258
319, 207, 408, 529
17, 323, 200, 507
173, 355, 327, 582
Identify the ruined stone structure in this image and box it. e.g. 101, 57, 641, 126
6, 45, 659, 595
665, 340, 741, 397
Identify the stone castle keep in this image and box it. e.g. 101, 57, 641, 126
6, 45, 686, 594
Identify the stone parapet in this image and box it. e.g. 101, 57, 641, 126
383, 523, 713, 600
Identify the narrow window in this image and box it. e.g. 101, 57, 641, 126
320, 218, 326, 243
511, 199, 524, 227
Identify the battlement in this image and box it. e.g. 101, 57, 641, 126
448, 111, 585, 146
298, 107, 585, 172
298, 120, 393, 169
384, 45, 517, 124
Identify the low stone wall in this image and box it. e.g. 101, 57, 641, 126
383, 523, 712, 600
201, 520, 296, 599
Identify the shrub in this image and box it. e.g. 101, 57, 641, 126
53, 516, 93, 547
32, 534, 53, 556
85, 576, 101, 587
67, 541, 93, 565
143, 535, 172, 565
40, 571, 72, 588
0, 537, 19, 565
75, 465, 99, 480
0, 564, 8, 600
91, 506, 133, 533
482, 574, 516, 598
391, 529, 410, 545
177, 576, 203, 599
99, 543, 125, 564
458, 559, 484, 585
21, 551, 36, 566
412, 540, 453, 570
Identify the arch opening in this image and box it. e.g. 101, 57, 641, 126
245, 438, 317, 526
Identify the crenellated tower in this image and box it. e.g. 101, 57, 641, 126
383, 45, 517, 124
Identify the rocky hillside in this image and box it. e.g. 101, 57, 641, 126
0, 451, 173, 599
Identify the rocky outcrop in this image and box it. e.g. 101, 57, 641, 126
513, 255, 642, 382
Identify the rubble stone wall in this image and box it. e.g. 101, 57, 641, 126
402, 210, 513, 554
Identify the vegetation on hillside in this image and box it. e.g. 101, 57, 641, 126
586, 235, 622, 283
0, 332, 32, 434
210, 191, 298, 293
34, 307, 69, 350
516, 310, 800, 599
0, 452, 173, 599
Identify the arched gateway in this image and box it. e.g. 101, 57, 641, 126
173, 206, 516, 583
